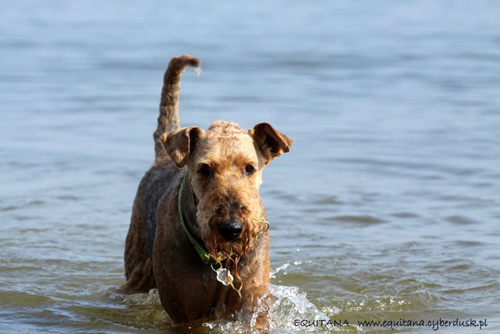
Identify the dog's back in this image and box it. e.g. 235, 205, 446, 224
123, 55, 200, 293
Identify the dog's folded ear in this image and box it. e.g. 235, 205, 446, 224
250, 123, 292, 165
161, 127, 203, 167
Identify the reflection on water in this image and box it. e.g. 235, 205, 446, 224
1, 0, 500, 333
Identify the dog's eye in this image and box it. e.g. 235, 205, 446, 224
198, 164, 213, 178
244, 164, 255, 176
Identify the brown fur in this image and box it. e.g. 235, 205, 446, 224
123, 54, 292, 327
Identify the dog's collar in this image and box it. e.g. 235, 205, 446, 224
178, 182, 226, 264
177, 182, 269, 265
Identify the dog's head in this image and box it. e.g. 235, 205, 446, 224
162, 121, 291, 262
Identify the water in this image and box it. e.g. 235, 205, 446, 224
1, 1, 500, 333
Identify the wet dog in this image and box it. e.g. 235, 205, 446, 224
123, 55, 292, 326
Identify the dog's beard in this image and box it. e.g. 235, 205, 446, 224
197, 192, 265, 295
202, 217, 263, 296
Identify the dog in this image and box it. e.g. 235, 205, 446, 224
123, 55, 292, 327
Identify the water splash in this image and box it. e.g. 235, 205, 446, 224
203, 283, 342, 333
256, 284, 338, 332
270, 263, 291, 279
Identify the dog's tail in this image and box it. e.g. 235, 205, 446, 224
153, 54, 200, 159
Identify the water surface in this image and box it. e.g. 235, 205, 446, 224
1, 1, 500, 333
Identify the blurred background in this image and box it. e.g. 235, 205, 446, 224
1, 1, 499, 333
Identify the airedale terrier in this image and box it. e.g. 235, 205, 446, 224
123, 55, 292, 326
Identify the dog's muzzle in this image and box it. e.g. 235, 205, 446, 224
218, 219, 243, 241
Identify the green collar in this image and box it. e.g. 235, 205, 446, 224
178, 182, 227, 264
178, 182, 270, 265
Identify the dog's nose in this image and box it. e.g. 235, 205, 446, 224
218, 219, 243, 241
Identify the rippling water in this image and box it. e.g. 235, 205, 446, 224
1, 1, 500, 333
